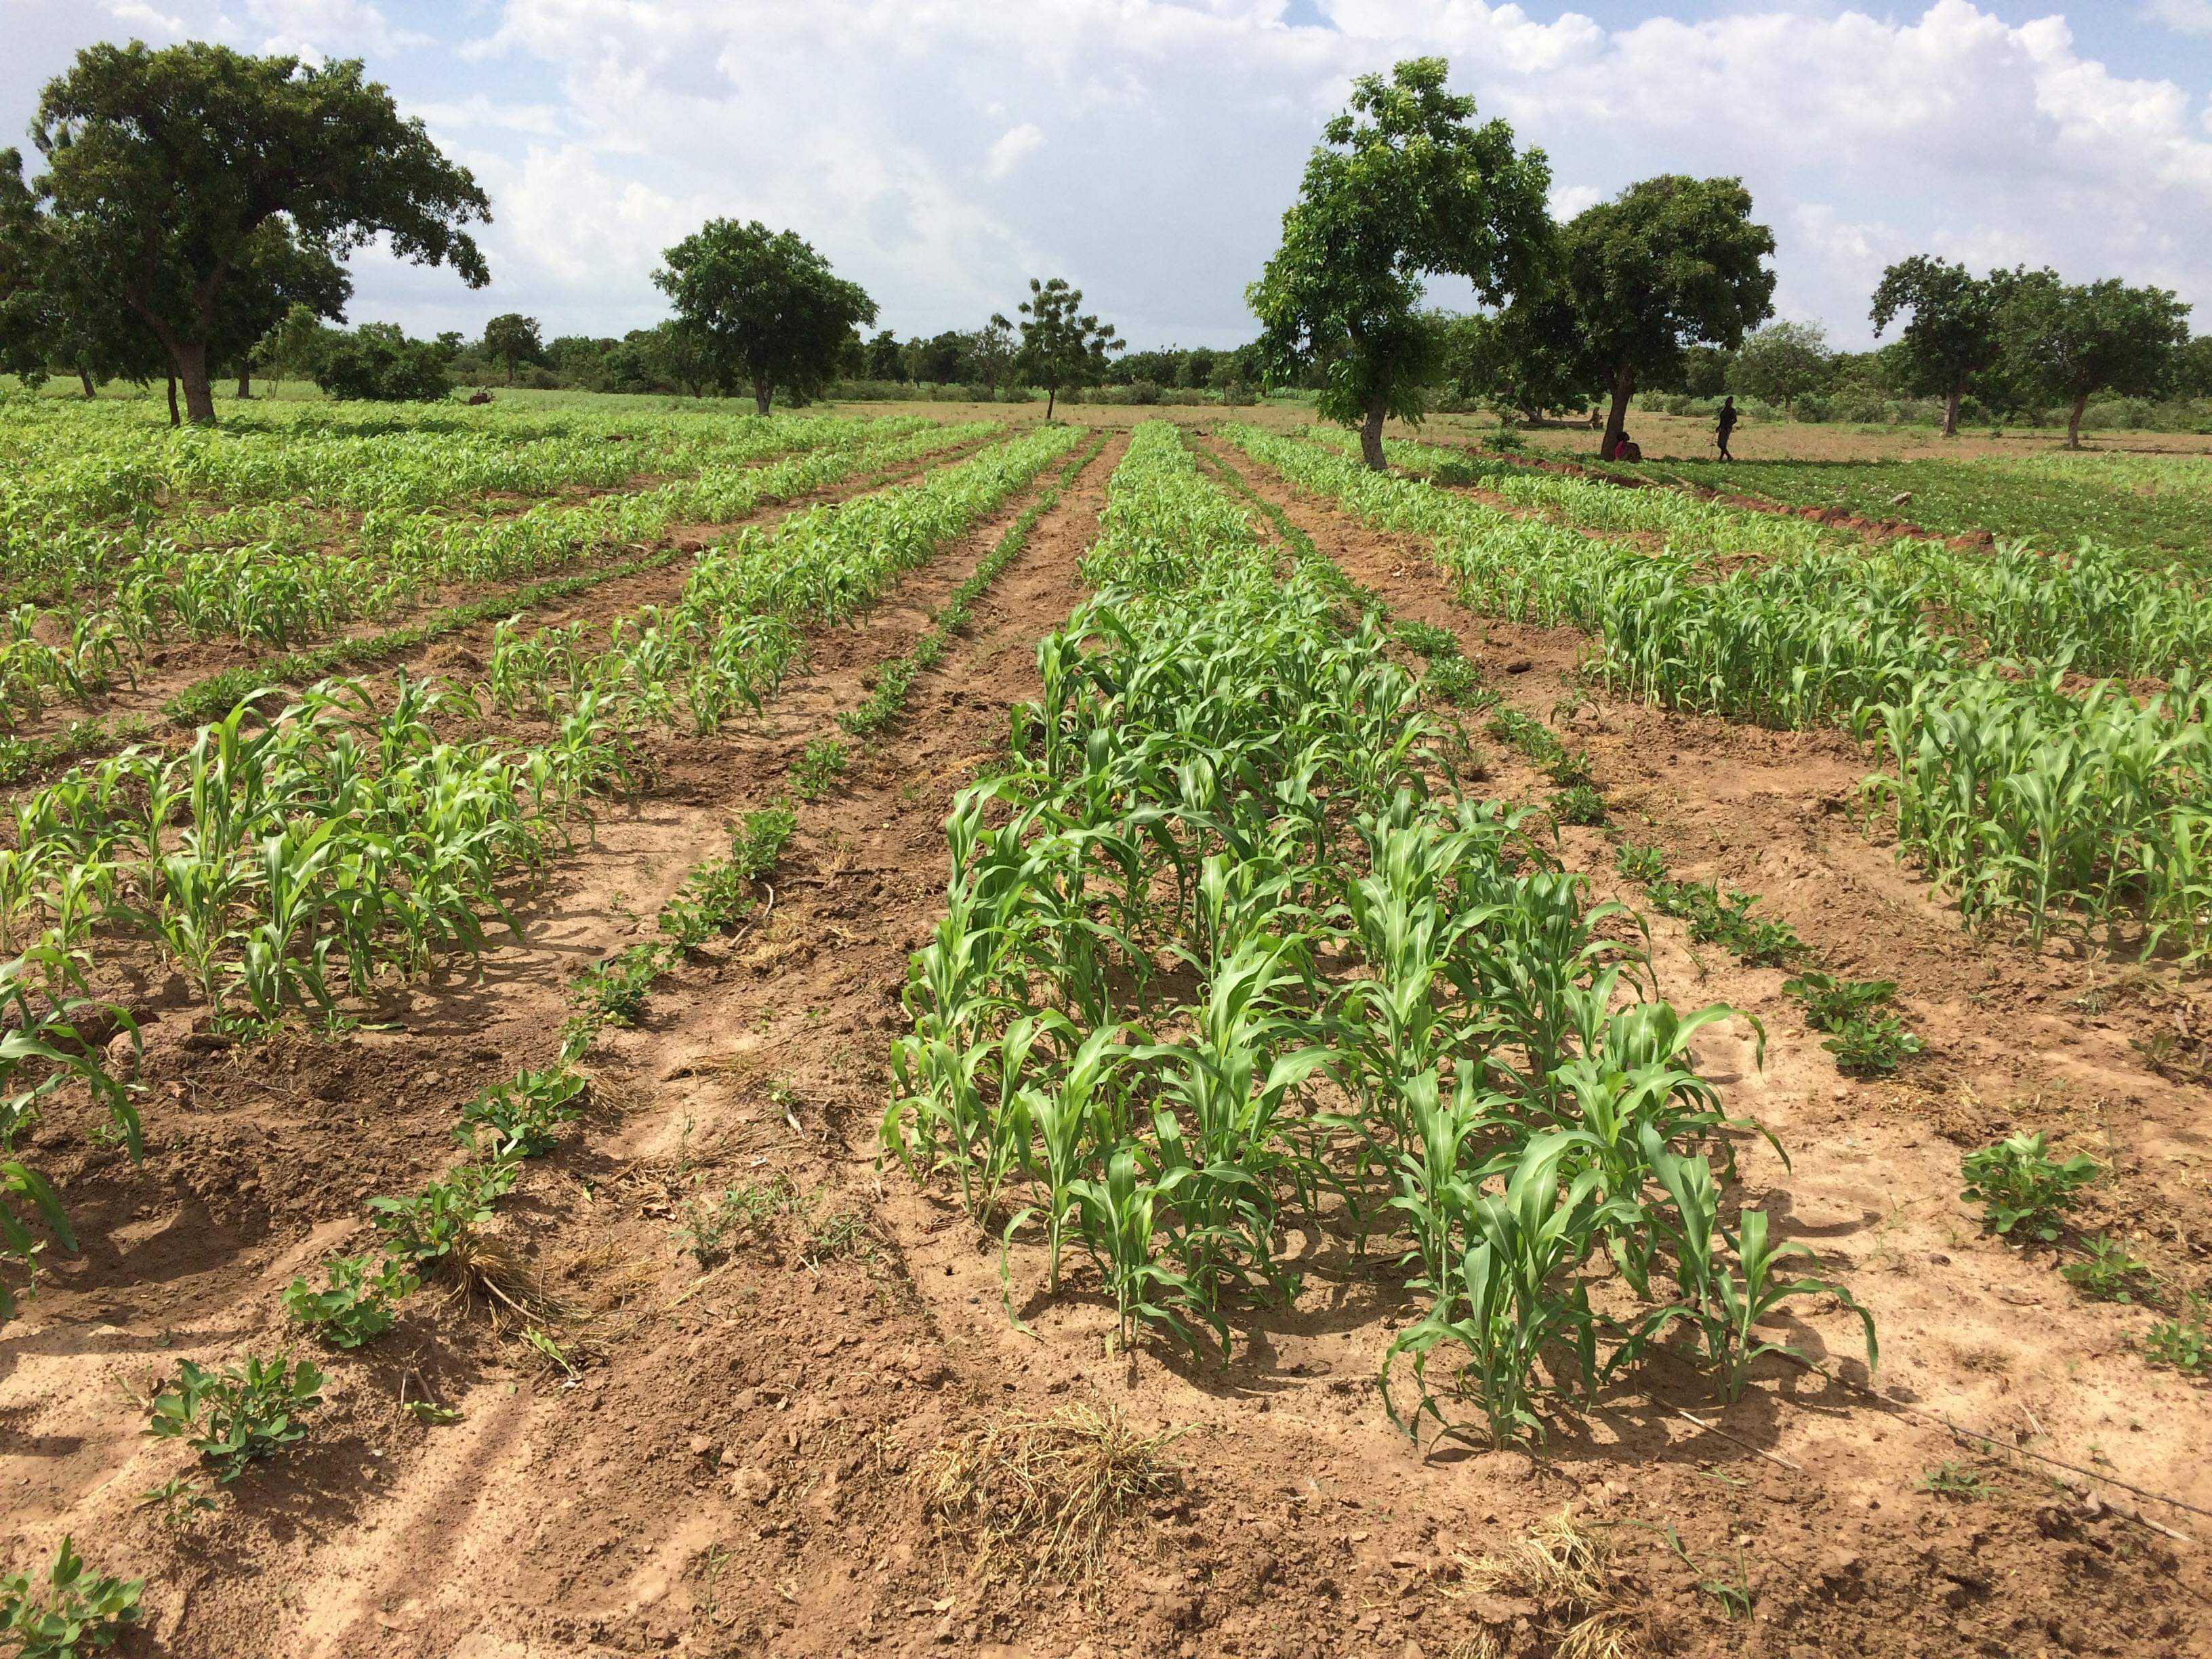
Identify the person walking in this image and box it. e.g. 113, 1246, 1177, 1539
1715, 395, 1739, 462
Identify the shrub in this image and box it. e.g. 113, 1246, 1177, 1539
314, 323, 455, 403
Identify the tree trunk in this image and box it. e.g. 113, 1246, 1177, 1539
752, 378, 771, 416
1601, 361, 1636, 459
1358, 386, 1389, 470
505, 359, 515, 387
237, 369, 253, 400
2066, 392, 2089, 451
1942, 382, 1961, 437
78, 370, 96, 399
166, 373, 180, 427
1045, 385, 1058, 422
173, 339, 217, 426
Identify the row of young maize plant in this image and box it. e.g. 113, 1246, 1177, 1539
0, 411, 778, 607
1233, 424, 2212, 965
0, 673, 636, 1019
1304, 424, 1833, 565
884, 422, 1871, 1446
482, 423, 1082, 733
0, 427, 1054, 1026
1341, 426, 2212, 680
1, 402, 881, 532
0, 419, 989, 729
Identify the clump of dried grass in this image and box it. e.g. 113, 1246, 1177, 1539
432, 1229, 571, 1333
1450, 1508, 1645, 1659
918, 1401, 1185, 1585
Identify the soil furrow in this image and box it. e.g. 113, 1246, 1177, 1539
1203, 428, 2212, 1490
0, 441, 1108, 1658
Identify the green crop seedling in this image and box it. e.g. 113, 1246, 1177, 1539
144, 1355, 325, 1483
1961, 1132, 2100, 1243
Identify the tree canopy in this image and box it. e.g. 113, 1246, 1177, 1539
1015, 277, 1122, 420
653, 219, 876, 413
482, 313, 544, 386
15, 41, 489, 424
1247, 56, 1553, 467
1730, 320, 1831, 415
1868, 256, 2012, 435
1437, 302, 1597, 425
1998, 272, 2192, 448
1557, 174, 1776, 457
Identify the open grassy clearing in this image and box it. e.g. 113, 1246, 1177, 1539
0, 405, 2205, 1659
1586, 452, 2212, 576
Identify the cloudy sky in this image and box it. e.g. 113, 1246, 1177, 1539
5, 0, 2211, 350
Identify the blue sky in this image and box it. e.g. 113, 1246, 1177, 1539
5, 1, 2211, 352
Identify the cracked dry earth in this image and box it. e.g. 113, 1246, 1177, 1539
4, 422, 2209, 1659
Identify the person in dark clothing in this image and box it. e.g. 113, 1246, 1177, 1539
1607, 429, 1642, 462
1715, 395, 1739, 461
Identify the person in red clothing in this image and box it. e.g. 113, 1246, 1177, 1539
1605, 429, 1643, 462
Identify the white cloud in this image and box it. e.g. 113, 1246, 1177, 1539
985, 121, 1045, 180
96, 0, 186, 33
246, 0, 430, 55
20, 2, 2212, 346
1549, 184, 1602, 221
2144, 0, 2212, 35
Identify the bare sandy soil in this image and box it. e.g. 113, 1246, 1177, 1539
3, 426, 2207, 1659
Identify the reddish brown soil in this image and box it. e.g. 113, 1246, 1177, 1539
3, 428, 2207, 1659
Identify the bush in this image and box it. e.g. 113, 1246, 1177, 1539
2082, 397, 2152, 431
1125, 378, 1162, 405
1830, 387, 1893, 424
314, 323, 455, 403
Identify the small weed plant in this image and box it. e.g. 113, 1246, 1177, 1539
369, 1158, 517, 1266
144, 1355, 325, 1482
453, 1067, 586, 1159
1551, 784, 1607, 827
1917, 1461, 1994, 1500
1961, 1132, 2100, 1244
792, 738, 848, 801
0, 1538, 141, 1657
283, 1252, 417, 1348
731, 805, 797, 878
2060, 1235, 2152, 1303
2143, 1294, 2210, 1376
